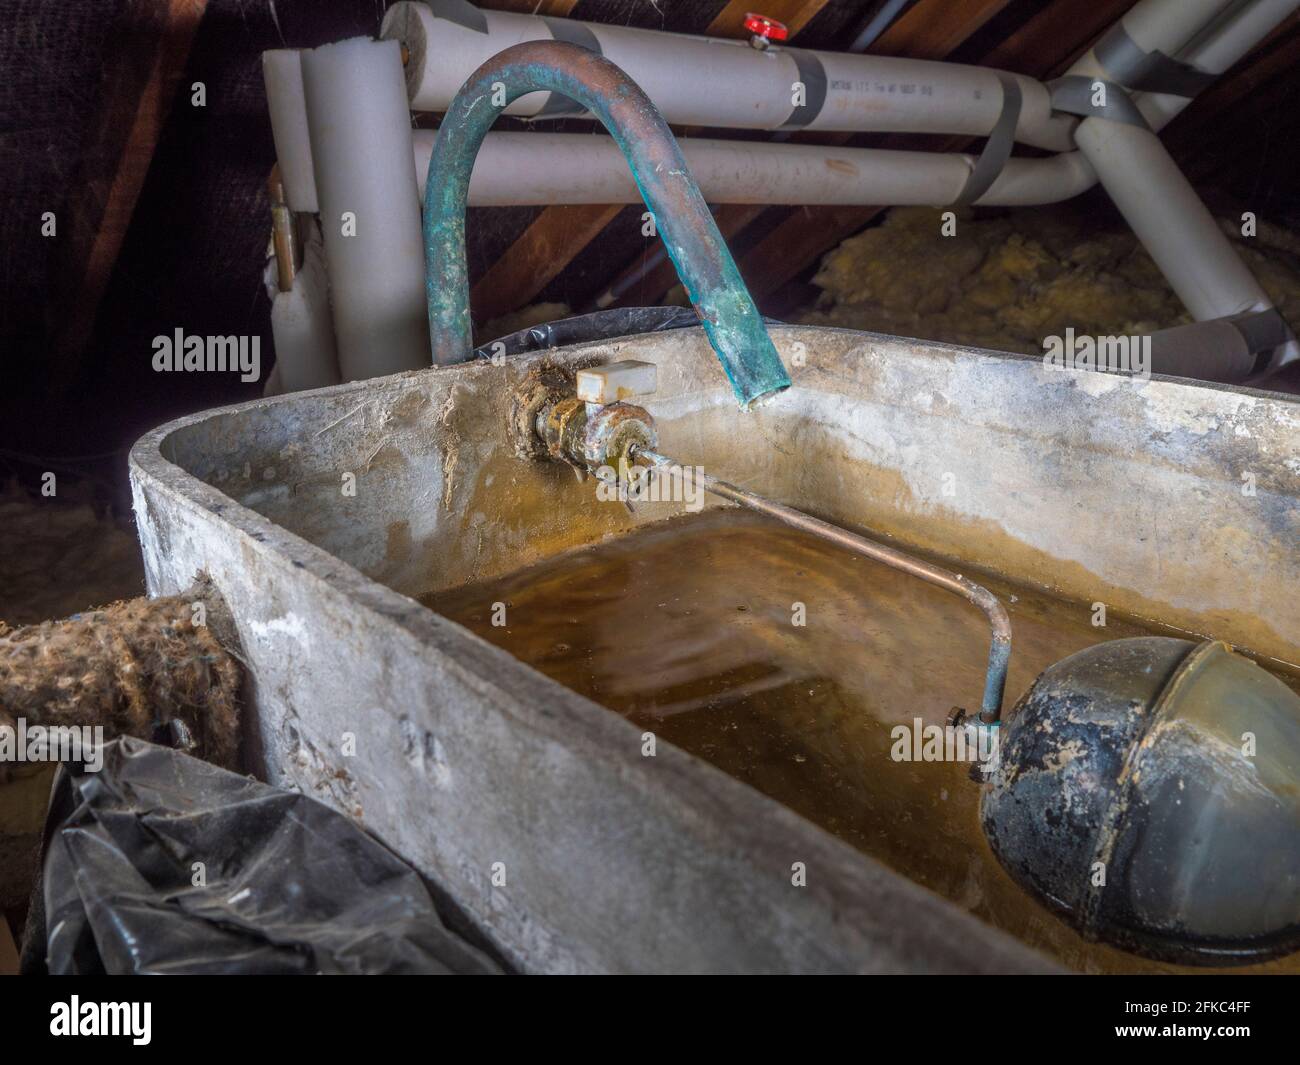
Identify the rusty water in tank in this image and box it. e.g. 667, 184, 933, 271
424, 507, 1300, 973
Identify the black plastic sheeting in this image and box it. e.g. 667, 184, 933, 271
23, 737, 500, 975
474, 305, 784, 360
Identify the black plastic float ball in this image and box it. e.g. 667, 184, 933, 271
981, 636, 1300, 966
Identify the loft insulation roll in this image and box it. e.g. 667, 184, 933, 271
262, 50, 319, 213
301, 36, 428, 381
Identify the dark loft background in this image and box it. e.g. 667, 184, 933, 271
1, 0, 1298, 507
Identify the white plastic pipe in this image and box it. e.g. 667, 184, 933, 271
1188, 0, 1299, 74
301, 37, 429, 381
263, 360, 283, 398
1121, 0, 1243, 56
405, 0, 1274, 216
399, 0, 1292, 212
411, 129, 1125, 209
413, 130, 976, 206
991, 0, 1300, 206
262, 50, 319, 213
380, 1, 1077, 152
271, 225, 342, 393
1075, 122, 1270, 320
390, 0, 1294, 217
1065, 0, 1294, 329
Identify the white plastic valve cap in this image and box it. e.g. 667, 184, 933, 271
576, 360, 658, 404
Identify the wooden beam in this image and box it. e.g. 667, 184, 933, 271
471, 205, 623, 324
604, 204, 767, 309
50, 0, 207, 384
486, 1, 580, 14
979, 0, 1134, 69
470, 0, 834, 322
736, 0, 1141, 305
706, 0, 830, 37
870, 0, 1009, 58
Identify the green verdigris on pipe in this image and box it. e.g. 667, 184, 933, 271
421, 40, 791, 409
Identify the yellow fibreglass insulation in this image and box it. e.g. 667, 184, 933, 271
796, 205, 1300, 355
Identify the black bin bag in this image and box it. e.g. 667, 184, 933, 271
474, 305, 784, 360
24, 737, 500, 974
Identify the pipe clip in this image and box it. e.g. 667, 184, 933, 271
954, 72, 1022, 206
1094, 23, 1217, 99
1047, 75, 1152, 130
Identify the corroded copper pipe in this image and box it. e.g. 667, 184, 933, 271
421, 40, 790, 408
640, 450, 1011, 723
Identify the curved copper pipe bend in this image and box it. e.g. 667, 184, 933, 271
421, 39, 790, 409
